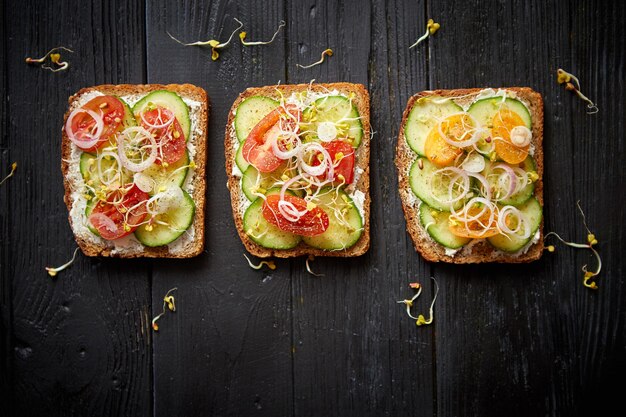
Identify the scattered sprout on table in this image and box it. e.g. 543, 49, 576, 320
0, 162, 17, 186
45, 247, 80, 277
545, 201, 601, 289
243, 253, 276, 270
409, 18, 440, 49
26, 47, 73, 72
305, 255, 324, 277
167, 18, 244, 61
297, 49, 333, 69
556, 68, 598, 114
152, 287, 178, 331
239, 19, 286, 46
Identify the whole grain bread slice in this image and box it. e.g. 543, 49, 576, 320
225, 82, 371, 258
396, 87, 544, 263
62, 84, 209, 258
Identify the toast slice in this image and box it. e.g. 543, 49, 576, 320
62, 84, 208, 258
225, 82, 371, 258
396, 87, 544, 263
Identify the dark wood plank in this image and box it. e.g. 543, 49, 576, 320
0, 0, 14, 411
286, 1, 434, 415
426, 0, 626, 415
145, 1, 293, 416
5, 1, 152, 416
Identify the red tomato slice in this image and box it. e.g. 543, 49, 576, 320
242, 105, 301, 173
71, 96, 125, 152
89, 185, 149, 240
314, 140, 355, 184
262, 194, 329, 236
139, 107, 186, 165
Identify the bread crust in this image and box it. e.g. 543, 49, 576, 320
62, 84, 209, 258
225, 83, 371, 258
395, 87, 544, 263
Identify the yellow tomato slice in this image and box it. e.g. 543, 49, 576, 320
492, 109, 529, 164
448, 205, 499, 238
424, 114, 474, 166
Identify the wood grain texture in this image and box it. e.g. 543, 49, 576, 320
146, 1, 294, 416
4, 1, 152, 416
2, 0, 625, 416
426, 0, 626, 416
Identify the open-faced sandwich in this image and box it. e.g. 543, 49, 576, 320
225, 82, 370, 258
62, 84, 208, 258
396, 88, 544, 263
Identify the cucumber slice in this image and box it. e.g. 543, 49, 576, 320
404, 97, 462, 155
302, 96, 363, 148
302, 188, 363, 250
409, 157, 466, 211
487, 197, 542, 252
79, 152, 130, 190
467, 97, 531, 130
132, 90, 191, 141
235, 143, 250, 173
134, 188, 195, 247
141, 151, 190, 195
243, 188, 301, 250
84, 199, 100, 236
235, 96, 279, 142
118, 97, 137, 128
419, 204, 471, 249
483, 156, 536, 206
241, 164, 296, 202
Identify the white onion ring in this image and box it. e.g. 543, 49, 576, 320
271, 128, 302, 159
117, 127, 158, 172
133, 172, 154, 193
468, 172, 492, 200
461, 153, 486, 173
277, 200, 307, 222
140, 107, 175, 130
498, 206, 531, 239
280, 174, 303, 201
97, 151, 122, 186
297, 142, 332, 177
491, 163, 518, 200
88, 212, 118, 234
431, 167, 471, 206
65, 108, 105, 149
510, 126, 532, 147
437, 112, 485, 148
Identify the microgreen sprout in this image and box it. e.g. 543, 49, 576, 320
152, 287, 178, 331
0, 162, 17, 186
243, 253, 277, 270
45, 247, 80, 277
409, 19, 440, 49
545, 201, 601, 290
26, 47, 73, 72
416, 277, 439, 326
239, 20, 286, 46
305, 255, 324, 277
556, 68, 598, 114
396, 282, 422, 320
167, 18, 244, 61
296, 49, 333, 69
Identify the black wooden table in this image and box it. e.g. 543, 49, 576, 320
1, 1, 625, 416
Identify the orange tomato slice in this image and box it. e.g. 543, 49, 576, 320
492, 109, 529, 164
424, 114, 474, 166
448, 205, 499, 238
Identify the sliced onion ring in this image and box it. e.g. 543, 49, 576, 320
491, 163, 518, 200
437, 112, 485, 148
140, 107, 175, 130
117, 127, 158, 172
88, 212, 118, 234
461, 152, 486, 173
65, 108, 105, 149
297, 142, 331, 177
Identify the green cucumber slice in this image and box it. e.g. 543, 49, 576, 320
141, 151, 190, 195
84, 199, 100, 236
409, 157, 466, 211
302, 95, 363, 148
235, 143, 250, 173
487, 197, 542, 252
134, 188, 195, 247
243, 188, 301, 250
404, 97, 462, 155
132, 90, 191, 141
241, 164, 296, 202
79, 152, 130, 190
302, 188, 363, 250
419, 204, 471, 249
483, 156, 536, 206
118, 97, 137, 128
467, 97, 531, 130
235, 96, 279, 142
